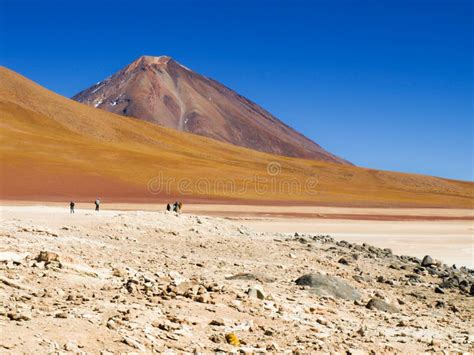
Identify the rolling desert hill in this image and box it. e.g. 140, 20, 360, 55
0, 66, 473, 207
72, 55, 349, 164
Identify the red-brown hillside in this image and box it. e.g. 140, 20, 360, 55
1, 66, 473, 207
73, 56, 349, 164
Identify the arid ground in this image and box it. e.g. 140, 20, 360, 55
3, 202, 472, 268
1, 204, 473, 353
184, 205, 474, 269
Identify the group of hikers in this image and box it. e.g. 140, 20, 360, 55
68, 200, 183, 213
69, 199, 100, 213
167, 201, 183, 213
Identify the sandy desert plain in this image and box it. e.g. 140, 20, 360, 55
0, 201, 473, 354
1, 58, 473, 354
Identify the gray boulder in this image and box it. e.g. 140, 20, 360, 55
421, 255, 435, 267
366, 298, 399, 313
295, 273, 361, 300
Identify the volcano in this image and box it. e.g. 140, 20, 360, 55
73, 55, 349, 164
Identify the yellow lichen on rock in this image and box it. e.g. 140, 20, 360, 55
225, 333, 240, 346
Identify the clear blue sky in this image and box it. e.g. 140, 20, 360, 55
1, 0, 472, 180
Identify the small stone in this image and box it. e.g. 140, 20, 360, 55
7, 311, 31, 321
352, 275, 366, 283
316, 317, 329, 326
264, 329, 274, 336
195, 294, 210, 303
55, 312, 68, 319
449, 304, 460, 313
225, 333, 240, 346
112, 267, 127, 277
366, 298, 399, 313
434, 286, 445, 294
209, 334, 221, 343
267, 343, 281, 351
122, 335, 145, 351
421, 255, 435, 267
169, 271, 186, 285
36, 251, 60, 263
106, 319, 117, 329
338, 258, 349, 265
247, 286, 265, 300
209, 318, 226, 326
64, 341, 78, 351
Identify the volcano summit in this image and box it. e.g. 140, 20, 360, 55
73, 56, 349, 164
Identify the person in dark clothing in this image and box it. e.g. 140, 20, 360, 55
166, 203, 171, 211
173, 201, 183, 213
70, 201, 75, 214
94, 199, 100, 211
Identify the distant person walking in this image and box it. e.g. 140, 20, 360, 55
69, 201, 75, 214
94, 199, 100, 211
173, 201, 183, 213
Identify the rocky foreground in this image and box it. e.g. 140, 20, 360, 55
0, 207, 473, 354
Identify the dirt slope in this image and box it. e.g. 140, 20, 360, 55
0, 66, 472, 207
